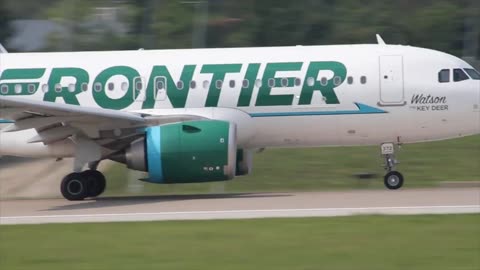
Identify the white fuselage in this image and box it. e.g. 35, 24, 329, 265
0, 44, 479, 158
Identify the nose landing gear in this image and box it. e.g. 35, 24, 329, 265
384, 171, 404, 189
381, 143, 404, 190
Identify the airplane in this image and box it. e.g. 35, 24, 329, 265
0, 35, 479, 201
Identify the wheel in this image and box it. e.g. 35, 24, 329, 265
384, 171, 404, 190
83, 170, 106, 197
61, 172, 88, 201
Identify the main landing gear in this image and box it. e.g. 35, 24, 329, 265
381, 143, 404, 190
61, 167, 106, 201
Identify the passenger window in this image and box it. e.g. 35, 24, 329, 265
281, 78, 288, 87
294, 78, 301, 86
1, 84, 8, 94
333, 76, 341, 86
68, 84, 76, 93
176, 81, 184, 89
360, 76, 367, 84
121, 82, 128, 91
215, 80, 223, 89
14, 84, 22, 94
242, 79, 249, 88
81, 83, 88, 92
156, 80, 164, 90
438, 69, 450, 83
94, 82, 102, 92
347, 76, 353, 84
255, 79, 262, 87
136, 81, 143, 91
42, 84, 48, 93
28, 84, 36, 93
229, 80, 235, 88
54, 83, 62, 93
320, 77, 327, 86
306, 77, 315, 87
190, 80, 196, 89
453, 69, 469, 82
203, 80, 209, 89
464, 68, 480, 80
268, 78, 275, 87
108, 82, 114, 91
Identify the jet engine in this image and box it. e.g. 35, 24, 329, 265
123, 120, 237, 183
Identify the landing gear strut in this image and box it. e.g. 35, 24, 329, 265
381, 143, 404, 190
61, 169, 106, 201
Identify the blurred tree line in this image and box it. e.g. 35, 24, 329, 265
1, 0, 479, 57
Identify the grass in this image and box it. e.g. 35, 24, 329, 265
0, 214, 479, 270
104, 135, 480, 195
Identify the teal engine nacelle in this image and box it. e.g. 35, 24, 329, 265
124, 120, 237, 183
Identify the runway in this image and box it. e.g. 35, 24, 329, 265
1, 188, 479, 225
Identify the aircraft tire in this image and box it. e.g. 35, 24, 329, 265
384, 171, 404, 190
61, 172, 89, 201
83, 170, 106, 197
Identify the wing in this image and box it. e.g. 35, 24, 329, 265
0, 96, 204, 151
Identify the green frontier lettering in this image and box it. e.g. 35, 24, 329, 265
44, 68, 89, 105
142, 65, 196, 109
1, 61, 347, 108
299, 61, 346, 105
0, 68, 45, 96
256, 62, 303, 106
93, 66, 139, 110
201, 64, 242, 107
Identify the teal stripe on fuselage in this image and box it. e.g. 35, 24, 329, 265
0, 119, 14, 124
249, 103, 387, 118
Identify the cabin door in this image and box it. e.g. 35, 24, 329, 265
379, 55, 405, 105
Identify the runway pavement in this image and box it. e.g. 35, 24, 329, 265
1, 188, 479, 225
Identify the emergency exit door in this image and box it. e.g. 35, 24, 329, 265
379, 55, 405, 105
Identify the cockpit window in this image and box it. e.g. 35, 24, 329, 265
438, 69, 450, 83
464, 68, 480, 80
453, 68, 469, 82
